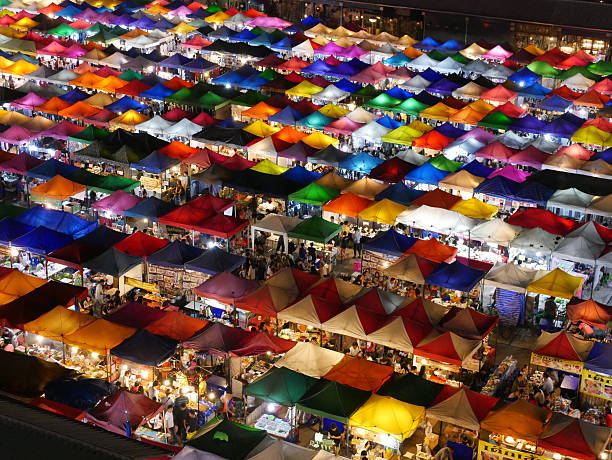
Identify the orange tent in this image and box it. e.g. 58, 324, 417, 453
449, 106, 487, 125
145, 311, 207, 341
164, 76, 195, 90
272, 126, 308, 143
63, 319, 136, 354
404, 238, 457, 263
402, 46, 423, 58
241, 102, 281, 120
413, 130, 453, 150
58, 101, 101, 119
94, 75, 129, 93
0, 270, 46, 305
1, 59, 38, 76
567, 299, 611, 330
35, 96, 71, 115
323, 192, 373, 218
30, 175, 86, 201
481, 400, 551, 442
158, 141, 199, 160
574, 90, 610, 108
109, 110, 150, 130
419, 103, 458, 122
323, 355, 393, 392
69, 71, 105, 88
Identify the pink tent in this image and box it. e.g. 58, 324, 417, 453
61, 44, 87, 58
0, 125, 38, 145
37, 41, 67, 56
488, 164, 531, 182
476, 141, 517, 161
0, 152, 44, 174
39, 120, 83, 140
457, 127, 495, 144
324, 117, 364, 135
481, 45, 513, 61
316, 42, 346, 56
509, 146, 549, 168
11, 92, 48, 110
350, 68, 386, 84
245, 16, 292, 29
92, 190, 144, 215
481, 85, 518, 103
338, 45, 369, 59
194, 271, 260, 304
74, 9, 100, 22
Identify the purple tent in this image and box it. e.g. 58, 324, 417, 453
194, 271, 259, 304
105, 301, 168, 329
302, 59, 335, 75
245, 16, 292, 29
11, 92, 48, 110
457, 127, 495, 144
39, 120, 83, 140
426, 78, 461, 95
0, 152, 44, 174
508, 115, 548, 134
0, 126, 38, 145
316, 42, 346, 56
326, 58, 369, 78
91, 190, 143, 215
488, 164, 531, 182
278, 141, 317, 162
338, 45, 369, 59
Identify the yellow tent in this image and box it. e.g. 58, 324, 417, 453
407, 120, 433, 133
168, 22, 197, 35
419, 103, 458, 121
318, 103, 349, 119
31, 175, 87, 201
143, 4, 169, 14
468, 99, 495, 114
286, 81, 324, 98
358, 199, 408, 225
10, 17, 38, 31
305, 24, 333, 36
527, 268, 584, 299
205, 11, 230, 23
63, 318, 136, 354
24, 306, 95, 342
524, 44, 545, 56
315, 172, 354, 190
250, 159, 288, 175
342, 177, 389, 200
349, 395, 425, 441
396, 35, 418, 47
0, 109, 29, 125
302, 131, 338, 149
571, 126, 612, 147
451, 197, 498, 219
311, 35, 330, 46
0, 270, 46, 305
0, 55, 14, 68
439, 170, 485, 192
381, 126, 421, 145
449, 106, 487, 125
109, 109, 150, 130
243, 120, 280, 138
22, 115, 56, 132
1, 59, 38, 76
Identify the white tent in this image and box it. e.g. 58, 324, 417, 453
484, 262, 539, 293
312, 84, 350, 102
384, 254, 432, 284
394, 148, 429, 165
312, 452, 349, 460
247, 137, 280, 157
495, 131, 528, 149
351, 120, 392, 144
509, 227, 562, 253
172, 446, 226, 460
463, 58, 492, 74
401, 75, 431, 92
277, 294, 337, 329
126, 35, 158, 49
597, 249, 612, 268
443, 138, 485, 159
562, 73, 596, 91
224, 13, 250, 29
366, 317, 417, 353
433, 57, 464, 74
165, 118, 202, 138
136, 115, 174, 136
250, 213, 301, 252
553, 236, 604, 265
292, 40, 315, 57
47, 69, 79, 83
248, 438, 318, 460
426, 388, 486, 430
565, 221, 606, 245
346, 107, 377, 124
321, 306, 372, 340
452, 82, 487, 100
587, 195, 612, 217
482, 63, 513, 80
274, 342, 343, 378
397, 205, 478, 235
407, 54, 440, 70
470, 218, 520, 246
99, 52, 130, 68
526, 137, 559, 154
547, 188, 594, 213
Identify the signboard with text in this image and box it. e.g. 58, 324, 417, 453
580, 369, 612, 401
530, 353, 583, 374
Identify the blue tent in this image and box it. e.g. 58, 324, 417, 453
436, 122, 467, 138
0, 218, 34, 245
385, 86, 414, 101
231, 29, 257, 42
334, 79, 362, 93
474, 176, 519, 201
212, 71, 244, 86
158, 53, 191, 69
301, 15, 322, 27
545, 115, 584, 139
111, 330, 178, 367
536, 95, 572, 112
518, 82, 552, 100
139, 83, 176, 100
11, 226, 73, 255
182, 57, 216, 73
271, 38, 293, 51
268, 106, 304, 125
44, 378, 114, 411
508, 115, 548, 134
405, 163, 450, 185
207, 26, 235, 40
56, 5, 82, 17
425, 261, 486, 291
59, 88, 89, 103
376, 115, 404, 130
509, 68, 540, 87
184, 246, 245, 275
427, 78, 461, 95
105, 96, 147, 113
27, 159, 80, 181
514, 181, 555, 206
16, 206, 96, 239
413, 91, 442, 106
237, 75, 268, 90
217, 118, 247, 129
124, 197, 177, 221
131, 16, 156, 29
132, 151, 180, 174
460, 160, 494, 178
76, 225, 127, 249
363, 229, 416, 257
325, 59, 369, 78
438, 40, 463, 52
419, 68, 444, 82
151, 18, 174, 31
592, 148, 612, 163
302, 59, 334, 75
339, 152, 384, 173
249, 33, 274, 47
280, 165, 322, 184
146, 240, 204, 269
415, 36, 441, 50
375, 182, 425, 206
384, 53, 412, 67
297, 111, 335, 129
584, 342, 612, 375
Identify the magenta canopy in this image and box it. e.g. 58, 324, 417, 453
61, 44, 87, 58
0, 152, 44, 174
92, 190, 144, 215
324, 116, 364, 135
193, 271, 260, 304
39, 120, 83, 140
11, 92, 48, 110
338, 45, 369, 59
481, 45, 513, 61
0, 125, 38, 145
487, 164, 532, 182
316, 42, 346, 56
105, 301, 168, 329
458, 127, 495, 144
245, 16, 292, 29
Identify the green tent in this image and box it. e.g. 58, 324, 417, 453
197, 91, 229, 110
364, 93, 402, 110
258, 68, 279, 81
188, 417, 266, 460
427, 50, 446, 61
87, 30, 120, 44
244, 367, 318, 406
231, 90, 269, 107
478, 111, 514, 130
297, 380, 371, 423
68, 126, 110, 144
527, 61, 561, 79
69, 169, 140, 194
269, 30, 287, 42
0, 0, 11, 7
205, 4, 224, 12
0, 203, 26, 219
288, 183, 339, 206
587, 60, 612, 76
377, 373, 444, 406
352, 84, 381, 100
165, 86, 194, 104
48, 23, 79, 37
428, 155, 462, 172
557, 66, 599, 81
451, 53, 472, 65
118, 69, 143, 81
250, 26, 266, 35
84, 23, 113, 35
391, 98, 430, 115
288, 216, 341, 243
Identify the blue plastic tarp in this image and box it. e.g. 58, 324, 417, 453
27, 159, 80, 181
16, 206, 97, 239
146, 240, 204, 268
11, 226, 73, 255
363, 229, 416, 257
375, 182, 425, 206
425, 261, 486, 291
184, 246, 245, 275
111, 330, 178, 366
405, 163, 450, 185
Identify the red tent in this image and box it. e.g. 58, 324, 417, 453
191, 111, 217, 126
87, 389, 162, 436
0, 152, 44, 175
30, 397, 87, 421
438, 306, 499, 339
188, 194, 234, 214
305, 277, 362, 304
158, 204, 212, 231
538, 413, 611, 460
193, 271, 259, 303
566, 298, 612, 329
404, 238, 457, 263
534, 47, 570, 66
321, 305, 388, 340
105, 301, 168, 329
346, 287, 411, 315
369, 157, 415, 183
196, 214, 249, 239
493, 101, 527, 118
413, 131, 452, 150
183, 322, 248, 355
410, 188, 463, 210
47, 241, 104, 269
115, 79, 152, 97
230, 331, 296, 357
476, 141, 517, 161
278, 57, 310, 71
415, 331, 481, 365
533, 331, 593, 362
113, 231, 168, 257
162, 108, 192, 122
481, 85, 518, 103
145, 311, 207, 341
548, 85, 582, 100
323, 355, 393, 392
393, 297, 448, 327
506, 208, 578, 236
276, 294, 343, 327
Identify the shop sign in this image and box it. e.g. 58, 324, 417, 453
125, 277, 160, 293
478, 440, 546, 460
580, 369, 612, 401
530, 353, 583, 374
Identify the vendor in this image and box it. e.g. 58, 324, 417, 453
328, 422, 344, 454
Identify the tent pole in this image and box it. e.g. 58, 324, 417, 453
590, 263, 597, 299
107, 350, 112, 382
45, 257, 49, 280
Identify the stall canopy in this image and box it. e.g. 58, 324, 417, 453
322, 193, 373, 218
92, 190, 143, 215
323, 355, 393, 392
297, 379, 371, 424
538, 413, 611, 460
145, 240, 204, 269
244, 367, 318, 406
533, 331, 593, 362
277, 294, 342, 329
363, 228, 416, 257
16, 206, 97, 239
377, 373, 444, 406
438, 307, 499, 339
287, 216, 341, 243
23, 306, 95, 342
105, 302, 168, 329
527, 268, 584, 299
484, 263, 538, 293
414, 331, 481, 365
0, 269, 47, 305
63, 319, 136, 355
187, 417, 267, 460
426, 386, 499, 430
184, 246, 245, 275
425, 261, 486, 292
110, 330, 178, 367
84, 248, 143, 277
194, 271, 259, 304
273, 341, 344, 378
123, 197, 177, 222
584, 342, 612, 375
566, 299, 611, 329
0, 351, 73, 398
480, 400, 551, 442
182, 323, 250, 356
30, 175, 86, 201
145, 311, 207, 341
